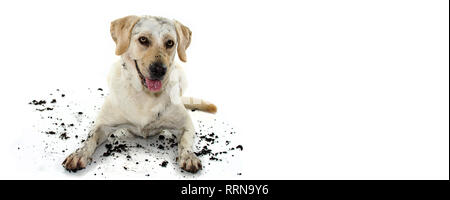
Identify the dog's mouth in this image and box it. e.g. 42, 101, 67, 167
145, 78, 162, 91
134, 60, 162, 92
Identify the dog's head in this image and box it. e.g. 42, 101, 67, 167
110, 15, 191, 93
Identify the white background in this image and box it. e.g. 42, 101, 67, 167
0, 0, 448, 179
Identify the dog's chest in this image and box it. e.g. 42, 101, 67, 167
120, 94, 187, 137
141, 104, 187, 136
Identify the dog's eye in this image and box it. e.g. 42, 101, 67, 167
165, 40, 174, 48
139, 37, 150, 46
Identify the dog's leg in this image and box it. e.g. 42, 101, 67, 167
62, 124, 119, 172
177, 115, 202, 173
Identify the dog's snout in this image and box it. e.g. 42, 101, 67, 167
149, 62, 167, 79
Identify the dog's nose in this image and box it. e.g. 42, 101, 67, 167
149, 62, 167, 79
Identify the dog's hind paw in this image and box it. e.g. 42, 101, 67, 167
62, 149, 92, 172
178, 151, 202, 173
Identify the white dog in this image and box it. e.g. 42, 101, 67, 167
62, 15, 216, 173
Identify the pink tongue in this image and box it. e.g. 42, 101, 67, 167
145, 78, 162, 91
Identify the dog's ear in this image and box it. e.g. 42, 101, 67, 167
174, 20, 192, 62
110, 15, 141, 55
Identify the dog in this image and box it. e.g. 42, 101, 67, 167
62, 15, 217, 173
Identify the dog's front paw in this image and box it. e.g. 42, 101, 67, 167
178, 150, 202, 173
62, 148, 92, 172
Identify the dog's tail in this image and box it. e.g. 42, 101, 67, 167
182, 97, 217, 114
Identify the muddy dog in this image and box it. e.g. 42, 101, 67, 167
62, 15, 216, 173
